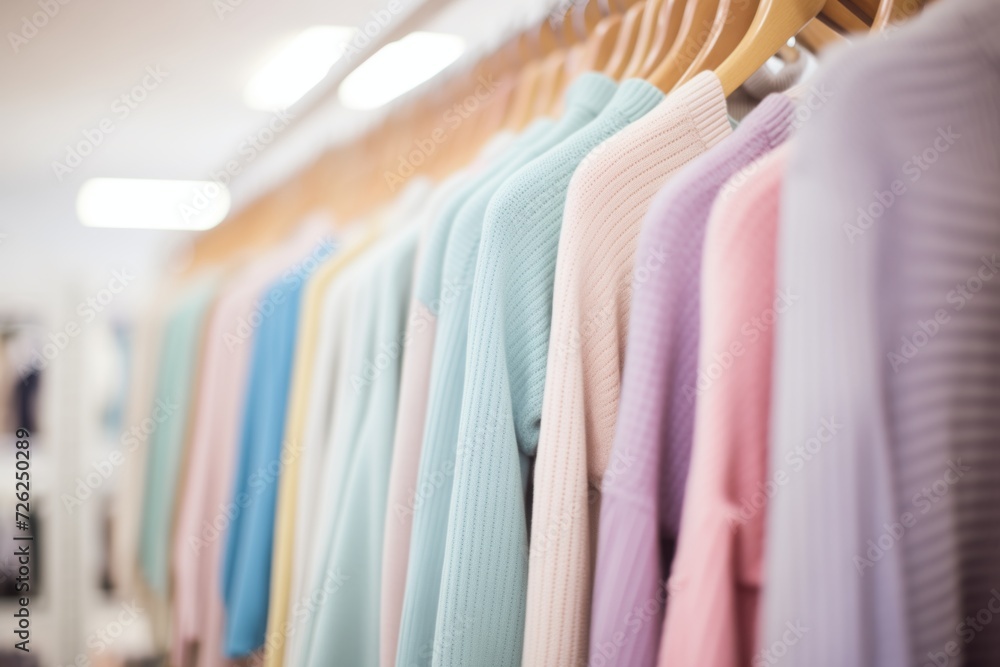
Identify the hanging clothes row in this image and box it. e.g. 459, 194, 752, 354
110, 0, 1000, 666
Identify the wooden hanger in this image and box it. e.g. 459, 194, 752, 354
795, 17, 845, 52
820, 0, 868, 32
605, 1, 646, 78
579, 12, 623, 73
676, 0, 760, 86
621, 0, 662, 77
646, 0, 721, 91
714, 0, 827, 96
637, 0, 687, 78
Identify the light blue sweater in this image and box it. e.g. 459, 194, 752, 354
221, 238, 334, 656
300, 223, 420, 666
395, 72, 619, 667
433, 78, 664, 666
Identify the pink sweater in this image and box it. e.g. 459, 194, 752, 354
171, 223, 332, 667
523, 72, 732, 667
658, 146, 789, 667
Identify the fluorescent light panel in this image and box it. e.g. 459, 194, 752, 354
245, 25, 355, 111
338, 32, 465, 110
77, 178, 230, 230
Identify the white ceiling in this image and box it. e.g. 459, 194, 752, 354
0, 0, 548, 288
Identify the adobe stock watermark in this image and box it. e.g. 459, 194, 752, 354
60, 398, 178, 513
7, 0, 73, 53
729, 417, 843, 529
54, 600, 144, 667
394, 407, 500, 523
554, 247, 669, 360
843, 126, 960, 243
683, 288, 799, 403
924, 588, 1000, 667
180, 109, 295, 224
351, 277, 463, 391
243, 567, 349, 666
384, 75, 499, 192
854, 458, 968, 575
752, 620, 809, 666
187, 439, 303, 554
887, 254, 999, 372
223, 236, 337, 351
19, 268, 135, 376
52, 65, 169, 181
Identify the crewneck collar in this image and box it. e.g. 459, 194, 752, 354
560, 72, 619, 117
600, 77, 666, 126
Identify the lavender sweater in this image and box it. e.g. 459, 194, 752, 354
589, 94, 796, 667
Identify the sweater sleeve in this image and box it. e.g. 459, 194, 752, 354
223, 279, 303, 656
523, 73, 733, 667
658, 149, 787, 667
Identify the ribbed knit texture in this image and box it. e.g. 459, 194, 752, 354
658, 145, 790, 667
380, 171, 479, 667
138, 274, 218, 596
172, 224, 333, 667
763, 2, 1000, 666
433, 77, 663, 667
584, 92, 794, 667
267, 181, 431, 667
383, 131, 549, 667
261, 223, 380, 667
395, 72, 617, 667
301, 224, 421, 667
289, 186, 433, 665
222, 262, 320, 656
522, 71, 732, 667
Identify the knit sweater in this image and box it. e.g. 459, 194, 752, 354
221, 250, 329, 655
658, 145, 789, 667
261, 223, 379, 667
395, 72, 617, 667
171, 223, 334, 667
380, 170, 479, 667
587, 92, 795, 667
523, 71, 735, 667
433, 77, 664, 667
762, 1, 1000, 665
265, 180, 432, 667
301, 224, 421, 667
138, 274, 218, 597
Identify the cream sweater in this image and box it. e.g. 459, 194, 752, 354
522, 72, 732, 667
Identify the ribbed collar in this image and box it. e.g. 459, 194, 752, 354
600, 77, 666, 125
561, 72, 619, 117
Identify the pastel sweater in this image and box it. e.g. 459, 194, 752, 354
524, 71, 734, 667
395, 72, 617, 667
658, 146, 789, 667
261, 224, 379, 667
289, 218, 419, 666
762, 1, 1000, 665
221, 243, 332, 655
434, 77, 664, 667
266, 180, 432, 667
138, 273, 218, 594
171, 224, 333, 667
379, 169, 486, 667
588, 93, 796, 667
300, 225, 421, 666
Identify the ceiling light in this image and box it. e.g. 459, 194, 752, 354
245, 25, 356, 111
77, 178, 230, 230
338, 32, 464, 110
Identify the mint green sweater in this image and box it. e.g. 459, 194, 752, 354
396, 72, 618, 667
433, 79, 664, 666
138, 274, 218, 594
300, 223, 420, 666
